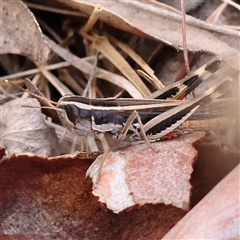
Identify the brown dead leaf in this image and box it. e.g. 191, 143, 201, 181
87, 132, 205, 213
0, 154, 186, 239
0, 142, 238, 239
0, 98, 60, 157
0, 0, 50, 65
163, 164, 240, 239
56, 0, 240, 69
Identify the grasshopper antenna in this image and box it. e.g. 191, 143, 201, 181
3, 79, 58, 107
3, 79, 62, 119
24, 78, 58, 107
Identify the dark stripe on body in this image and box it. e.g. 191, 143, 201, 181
146, 104, 199, 135
145, 80, 231, 135
60, 97, 235, 128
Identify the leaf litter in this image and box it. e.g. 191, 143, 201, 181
0, 0, 239, 239
0, 0, 50, 65
59, 0, 240, 69
0, 98, 60, 157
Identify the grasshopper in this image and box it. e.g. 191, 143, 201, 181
23, 57, 235, 180
56, 79, 232, 148
55, 57, 229, 143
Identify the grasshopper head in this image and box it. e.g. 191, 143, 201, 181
57, 95, 92, 136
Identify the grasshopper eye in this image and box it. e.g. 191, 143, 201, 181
64, 104, 80, 123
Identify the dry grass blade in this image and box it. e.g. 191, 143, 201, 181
45, 35, 144, 98
0, 56, 104, 81
206, 2, 228, 23
81, 5, 102, 33
35, 63, 73, 96
58, 69, 84, 95
91, 35, 151, 97
79, 5, 151, 97
222, 0, 240, 10
106, 34, 165, 89
82, 55, 98, 97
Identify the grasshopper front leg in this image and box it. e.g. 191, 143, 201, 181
86, 132, 110, 184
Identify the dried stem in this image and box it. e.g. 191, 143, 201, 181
180, 0, 190, 75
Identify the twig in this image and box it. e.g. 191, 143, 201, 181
175, 1, 228, 82
180, 0, 190, 75
0, 62, 70, 81
34, 63, 73, 96
0, 55, 104, 81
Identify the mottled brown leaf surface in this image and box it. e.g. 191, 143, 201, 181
0, 0, 50, 65
0, 141, 239, 239
88, 132, 205, 213
0, 154, 185, 240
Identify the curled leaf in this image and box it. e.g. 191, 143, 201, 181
0, 0, 50, 64
0, 98, 60, 157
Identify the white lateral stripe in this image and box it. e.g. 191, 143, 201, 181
58, 100, 180, 111
59, 101, 91, 110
